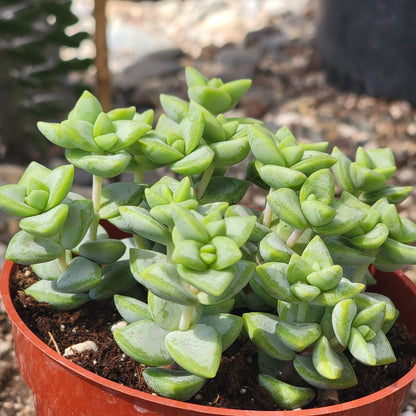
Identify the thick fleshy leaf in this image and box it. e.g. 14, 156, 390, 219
196, 260, 255, 305
120, 206, 171, 245
332, 299, 357, 347
19, 204, 69, 237
88, 260, 137, 300
301, 235, 333, 269
180, 111, 204, 154
113, 320, 172, 366
171, 205, 210, 243
210, 236, 242, 270
223, 215, 257, 247
299, 169, 335, 205
99, 183, 145, 219
143, 368, 205, 401
290, 282, 321, 302
312, 336, 344, 379
160, 94, 189, 122
25, 280, 89, 310
62, 120, 99, 152
324, 236, 375, 266
188, 85, 231, 114
243, 313, 295, 360
247, 125, 285, 166
267, 188, 308, 230
79, 239, 125, 264
111, 120, 152, 151
165, 324, 222, 378
352, 302, 386, 336
114, 294, 151, 323
177, 265, 235, 297
65, 149, 131, 178
198, 313, 243, 351
0, 185, 40, 217
349, 162, 387, 192
259, 233, 295, 263
148, 292, 202, 331
259, 165, 307, 190
59, 199, 94, 250
37, 122, 76, 148
275, 321, 321, 352
291, 153, 337, 176
56, 256, 101, 292
6, 230, 64, 264
198, 177, 250, 205
382, 238, 416, 264
256, 262, 295, 302
287, 254, 314, 285
359, 185, 413, 205
170, 145, 214, 175
348, 328, 395, 366
258, 374, 315, 410
140, 262, 198, 306
301, 200, 336, 227
306, 265, 343, 291
173, 239, 206, 271
67, 90, 103, 124
139, 135, 184, 164
210, 137, 250, 167
43, 165, 74, 210
312, 278, 365, 307
294, 354, 357, 389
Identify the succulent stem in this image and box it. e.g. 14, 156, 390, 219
297, 302, 308, 322
262, 202, 273, 227
352, 263, 369, 283
179, 305, 194, 331
287, 228, 305, 248
89, 175, 103, 240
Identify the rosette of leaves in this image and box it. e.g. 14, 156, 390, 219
332, 146, 412, 204
37, 91, 153, 178
244, 234, 397, 410
113, 203, 257, 400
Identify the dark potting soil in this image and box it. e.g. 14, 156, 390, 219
10, 265, 416, 411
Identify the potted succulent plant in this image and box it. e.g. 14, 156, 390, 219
1, 67, 416, 416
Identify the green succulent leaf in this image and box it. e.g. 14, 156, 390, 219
79, 239, 126, 264
198, 313, 243, 351
243, 312, 296, 360
197, 177, 250, 205
275, 321, 321, 352
19, 204, 69, 237
165, 324, 222, 378
31, 253, 72, 280
56, 256, 101, 292
140, 262, 199, 306
332, 299, 357, 347
25, 280, 89, 310
148, 291, 202, 331
65, 149, 131, 178
67, 90, 103, 124
114, 320, 173, 366
37, 122, 76, 149
142, 368, 205, 401
306, 265, 343, 291
120, 206, 171, 245
312, 278, 365, 307
114, 294, 151, 323
294, 353, 357, 389
210, 136, 250, 167
258, 374, 315, 410
60, 199, 94, 250
88, 260, 137, 300
256, 262, 295, 302
312, 335, 344, 379
0, 185, 41, 217
160, 94, 189, 122
170, 145, 214, 175
99, 183, 146, 219
6, 230, 64, 264
177, 264, 235, 297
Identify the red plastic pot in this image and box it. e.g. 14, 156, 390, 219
1, 260, 416, 416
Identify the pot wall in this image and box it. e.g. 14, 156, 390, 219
1, 260, 416, 416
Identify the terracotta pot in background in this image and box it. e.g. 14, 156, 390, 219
1, 260, 416, 416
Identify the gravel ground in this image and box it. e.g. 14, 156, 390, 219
1, 0, 416, 414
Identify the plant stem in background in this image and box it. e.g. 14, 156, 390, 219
287, 229, 305, 248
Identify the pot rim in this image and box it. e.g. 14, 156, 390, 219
1, 259, 416, 416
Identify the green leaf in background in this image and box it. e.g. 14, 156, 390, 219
114, 294, 151, 323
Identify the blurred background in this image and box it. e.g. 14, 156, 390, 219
1, 1, 416, 414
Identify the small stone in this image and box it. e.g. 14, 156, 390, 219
111, 321, 128, 332
63, 340, 98, 357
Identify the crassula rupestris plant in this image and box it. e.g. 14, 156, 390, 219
1, 67, 416, 410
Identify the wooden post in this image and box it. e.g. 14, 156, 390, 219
94, 0, 112, 111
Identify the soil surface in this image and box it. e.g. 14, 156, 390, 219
6, 264, 416, 412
